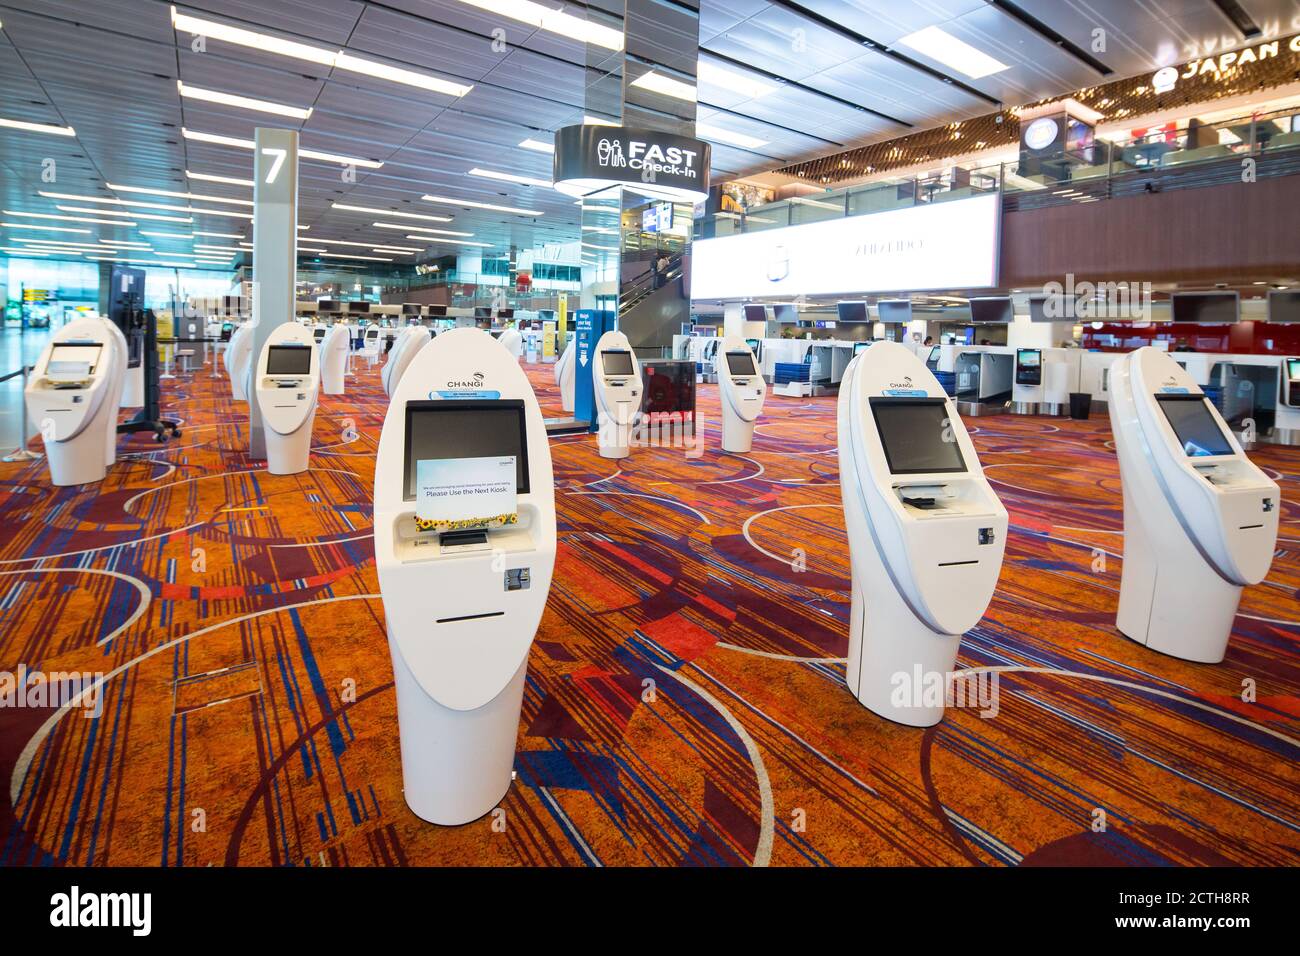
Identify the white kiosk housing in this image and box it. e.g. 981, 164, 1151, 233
226, 323, 254, 402
1109, 347, 1279, 663
593, 330, 642, 459
498, 328, 523, 361
319, 324, 350, 396
252, 323, 319, 475
374, 327, 557, 825
26, 317, 123, 486
718, 336, 766, 453
382, 325, 432, 398
555, 339, 576, 413
838, 342, 1008, 726
100, 316, 128, 467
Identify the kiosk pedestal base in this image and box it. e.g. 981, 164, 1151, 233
265, 417, 313, 475
721, 419, 755, 453
390, 643, 527, 825
46, 443, 107, 487
1116, 542, 1241, 664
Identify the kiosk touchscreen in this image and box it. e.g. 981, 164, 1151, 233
319, 324, 350, 396
382, 325, 432, 399
253, 324, 320, 475
837, 342, 1007, 726
226, 323, 254, 402
498, 328, 524, 360
374, 327, 556, 825
555, 338, 576, 413
1109, 347, 1279, 662
26, 318, 122, 486
1015, 349, 1042, 387
593, 331, 642, 459
718, 336, 766, 453
1283, 357, 1300, 407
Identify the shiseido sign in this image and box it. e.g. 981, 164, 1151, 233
553, 125, 711, 201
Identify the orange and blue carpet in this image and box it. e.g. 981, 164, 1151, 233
0, 352, 1296, 866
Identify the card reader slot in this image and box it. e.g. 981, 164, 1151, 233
436, 611, 505, 624
937, 559, 978, 567
1238, 523, 1264, 530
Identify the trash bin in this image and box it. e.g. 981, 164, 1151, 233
1069, 392, 1092, 421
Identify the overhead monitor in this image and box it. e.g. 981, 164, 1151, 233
1027, 295, 1054, 323
725, 351, 757, 376
266, 344, 312, 375
402, 304, 422, 316
969, 296, 1013, 323
497, 308, 515, 320
402, 400, 529, 499
602, 349, 634, 376
316, 299, 341, 313
743, 304, 767, 323
474, 307, 491, 319
837, 301, 868, 323
773, 304, 797, 323
1267, 289, 1300, 323
427, 305, 448, 317
869, 398, 967, 474
1171, 291, 1238, 324
1155, 395, 1234, 457
48, 342, 103, 375
876, 299, 912, 324
347, 301, 370, 314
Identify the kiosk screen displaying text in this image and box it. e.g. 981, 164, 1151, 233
416, 456, 518, 531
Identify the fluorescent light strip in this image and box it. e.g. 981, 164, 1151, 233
317, 252, 392, 261
308, 237, 422, 251
421, 194, 542, 216
371, 247, 417, 254
154, 251, 198, 258
631, 70, 696, 102
12, 239, 114, 249
468, 167, 553, 188
194, 244, 243, 252
405, 236, 493, 247
373, 222, 471, 236
519, 138, 554, 153
1, 222, 92, 233
297, 247, 329, 254
38, 191, 217, 217
181, 128, 382, 168
178, 81, 311, 119
583, 115, 618, 127
0, 116, 75, 136
4, 209, 136, 226
696, 60, 776, 99
897, 25, 1009, 79
696, 123, 767, 150
140, 231, 194, 240
186, 170, 254, 188
194, 230, 243, 239
106, 183, 253, 207
171, 9, 472, 97
57, 206, 190, 223
333, 203, 452, 222
1, 248, 49, 255
98, 241, 151, 248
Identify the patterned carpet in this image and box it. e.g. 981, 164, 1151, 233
0, 347, 1297, 867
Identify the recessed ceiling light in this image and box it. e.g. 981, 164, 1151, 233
194, 244, 243, 252
519, 138, 555, 153
57, 205, 191, 223
631, 71, 697, 102
106, 183, 253, 207
186, 170, 254, 188
317, 252, 393, 261
696, 61, 777, 99
582, 115, 619, 127
897, 25, 1009, 79
140, 231, 194, 240
0, 116, 75, 136
468, 167, 553, 188
405, 236, 494, 247
696, 123, 767, 149
4, 209, 133, 227
332, 203, 452, 222
421, 194, 543, 216
171, 9, 472, 97
177, 82, 312, 119
449, 0, 623, 51
374, 222, 473, 237
181, 128, 383, 168
1, 222, 93, 233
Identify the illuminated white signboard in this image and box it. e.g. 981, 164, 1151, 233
691, 193, 1000, 300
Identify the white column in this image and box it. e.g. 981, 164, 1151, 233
249, 127, 299, 460
1006, 313, 1073, 350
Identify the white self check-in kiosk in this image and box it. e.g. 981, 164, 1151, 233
382, 325, 432, 399
26, 317, 123, 486
838, 342, 1008, 726
253, 323, 320, 475
374, 327, 556, 825
718, 336, 766, 453
593, 330, 643, 459
361, 326, 382, 363
498, 328, 524, 361
320, 324, 350, 396
226, 323, 254, 402
1109, 347, 1279, 663
555, 338, 576, 413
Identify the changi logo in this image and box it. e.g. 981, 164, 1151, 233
445, 372, 485, 389
766, 244, 789, 282
887, 377, 915, 389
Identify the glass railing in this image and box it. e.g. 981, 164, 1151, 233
696, 106, 1300, 237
